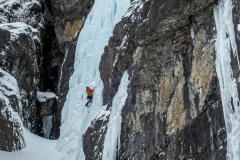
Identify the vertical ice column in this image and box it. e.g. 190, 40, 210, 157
57, 0, 130, 160
42, 115, 52, 138
102, 72, 129, 160
214, 0, 240, 159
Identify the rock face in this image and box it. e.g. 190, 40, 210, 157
0, 69, 25, 151
233, 0, 240, 78
82, 0, 227, 159
52, 0, 94, 49
40, 0, 62, 93
0, 0, 46, 151
0, 22, 41, 133
0, 0, 67, 141
38, 0, 63, 138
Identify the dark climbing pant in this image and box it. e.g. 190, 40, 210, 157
85, 95, 93, 107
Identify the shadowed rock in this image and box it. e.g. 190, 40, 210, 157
0, 23, 41, 133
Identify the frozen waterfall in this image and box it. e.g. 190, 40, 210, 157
214, 0, 240, 159
56, 0, 130, 159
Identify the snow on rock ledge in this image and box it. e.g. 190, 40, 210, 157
0, 69, 25, 152
37, 91, 57, 116
37, 92, 56, 103
0, 22, 40, 43
0, 0, 42, 28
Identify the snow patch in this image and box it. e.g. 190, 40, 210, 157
0, 22, 40, 42
113, 35, 128, 67
238, 24, 240, 32
0, 69, 20, 97
93, 105, 111, 121
0, 69, 24, 151
0, 128, 63, 160
124, 0, 147, 18
37, 91, 56, 102
0, 0, 41, 25
0, 69, 22, 121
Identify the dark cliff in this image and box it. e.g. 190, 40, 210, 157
0, 0, 43, 137
85, 0, 228, 159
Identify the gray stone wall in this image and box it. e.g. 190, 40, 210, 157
83, 0, 227, 159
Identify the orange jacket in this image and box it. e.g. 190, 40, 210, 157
86, 88, 94, 95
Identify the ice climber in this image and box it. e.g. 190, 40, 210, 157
85, 87, 94, 107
